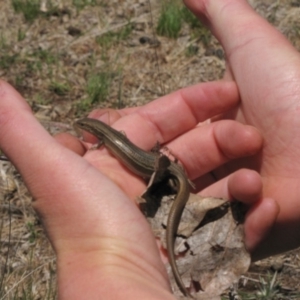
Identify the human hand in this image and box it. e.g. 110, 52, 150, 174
78, 77, 276, 263
183, 0, 300, 259
0, 79, 265, 299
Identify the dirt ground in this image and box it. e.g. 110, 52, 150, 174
1, 0, 300, 299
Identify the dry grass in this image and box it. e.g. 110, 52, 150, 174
0, 162, 56, 299
1, 0, 300, 299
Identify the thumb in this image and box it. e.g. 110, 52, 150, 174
0, 80, 158, 258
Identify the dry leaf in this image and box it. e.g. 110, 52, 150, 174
140, 178, 250, 299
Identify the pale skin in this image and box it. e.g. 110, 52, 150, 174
0, 0, 299, 298
0, 79, 265, 299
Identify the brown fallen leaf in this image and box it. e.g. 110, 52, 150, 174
140, 181, 250, 299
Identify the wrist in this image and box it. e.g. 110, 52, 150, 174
56, 239, 174, 300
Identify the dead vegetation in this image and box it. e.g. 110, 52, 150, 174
1, 0, 300, 299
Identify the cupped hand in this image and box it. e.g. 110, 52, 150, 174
0, 79, 266, 299
184, 0, 300, 259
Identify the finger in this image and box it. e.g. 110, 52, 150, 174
245, 198, 279, 257
184, 0, 296, 59
199, 169, 262, 202
198, 168, 279, 255
54, 132, 86, 156
82, 80, 239, 149
184, 0, 300, 121
169, 120, 263, 181
88, 108, 124, 124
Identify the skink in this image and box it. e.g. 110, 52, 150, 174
75, 117, 191, 297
